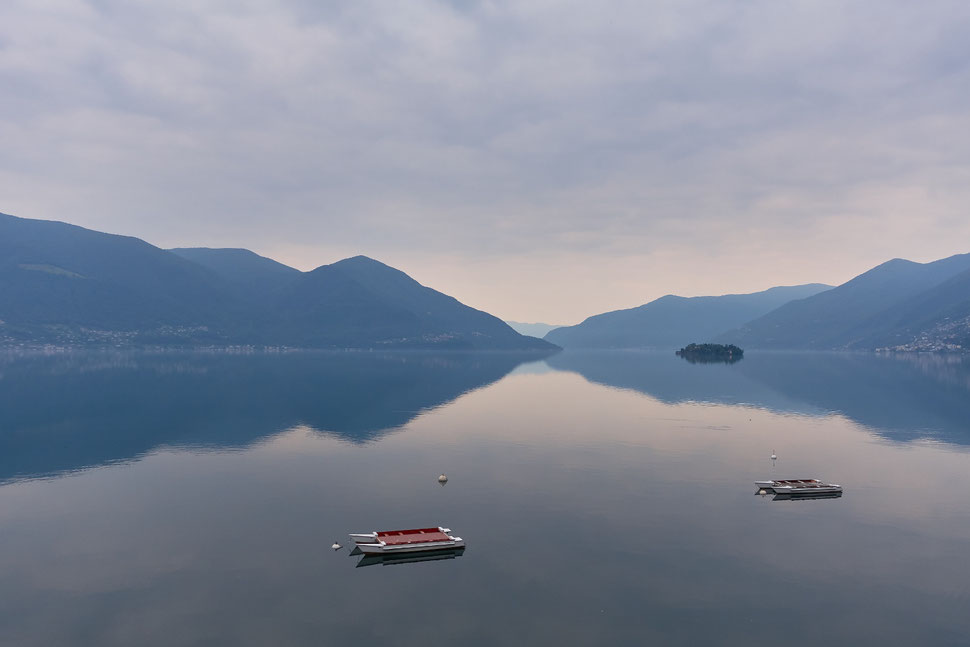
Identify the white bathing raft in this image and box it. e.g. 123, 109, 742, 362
755, 478, 842, 495
349, 527, 464, 555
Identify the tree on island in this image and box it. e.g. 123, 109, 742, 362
675, 343, 744, 364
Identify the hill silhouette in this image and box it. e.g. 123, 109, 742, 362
0, 213, 555, 351
851, 267, 970, 350
719, 254, 970, 350
0, 213, 237, 344
545, 284, 831, 349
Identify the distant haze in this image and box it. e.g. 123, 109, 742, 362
505, 322, 565, 338
2, 1, 968, 322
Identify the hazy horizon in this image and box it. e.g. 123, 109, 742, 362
3, 1, 968, 322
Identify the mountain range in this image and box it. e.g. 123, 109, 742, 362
544, 254, 970, 352
0, 212, 555, 350
545, 254, 970, 351
544, 284, 832, 349
717, 255, 970, 351
4, 211, 968, 353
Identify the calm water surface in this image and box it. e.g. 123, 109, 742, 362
1, 350, 969, 646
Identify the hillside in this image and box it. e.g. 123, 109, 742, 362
0, 213, 556, 351
719, 254, 970, 350
267, 256, 553, 349
169, 247, 300, 299
856, 267, 970, 351
544, 284, 831, 349
0, 212, 237, 344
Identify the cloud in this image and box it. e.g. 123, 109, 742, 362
2, 0, 969, 321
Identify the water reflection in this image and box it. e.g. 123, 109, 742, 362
5, 349, 967, 486
1, 350, 969, 646
547, 350, 970, 446
770, 492, 843, 502
676, 354, 743, 364
0, 350, 550, 483
354, 547, 466, 568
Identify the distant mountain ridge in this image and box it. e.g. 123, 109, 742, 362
264, 255, 549, 349
719, 254, 970, 350
505, 321, 565, 338
6, 212, 968, 353
545, 284, 832, 350
0, 213, 555, 351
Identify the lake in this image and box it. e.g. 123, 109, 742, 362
1, 349, 969, 646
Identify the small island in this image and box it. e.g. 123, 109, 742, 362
676, 343, 744, 364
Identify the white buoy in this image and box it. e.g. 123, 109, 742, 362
770, 450, 777, 460
438, 474, 448, 485
758, 489, 767, 496
331, 542, 341, 550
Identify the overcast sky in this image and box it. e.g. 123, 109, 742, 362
2, 1, 969, 323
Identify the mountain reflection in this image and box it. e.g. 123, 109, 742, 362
0, 350, 547, 483
546, 350, 970, 446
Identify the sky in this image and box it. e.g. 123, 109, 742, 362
2, 0, 969, 324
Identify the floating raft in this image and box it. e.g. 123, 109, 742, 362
755, 478, 842, 495
349, 526, 464, 554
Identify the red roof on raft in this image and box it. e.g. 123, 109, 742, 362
376, 528, 450, 545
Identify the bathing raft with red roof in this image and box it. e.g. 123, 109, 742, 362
349, 527, 464, 554
755, 478, 842, 495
